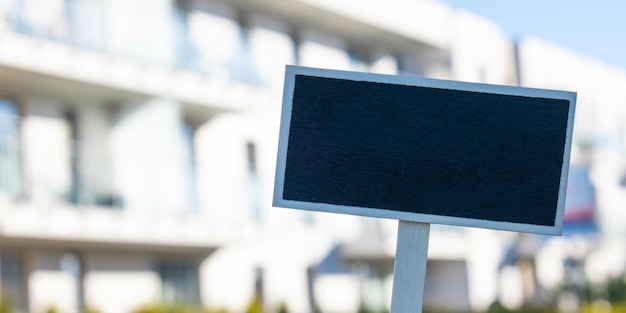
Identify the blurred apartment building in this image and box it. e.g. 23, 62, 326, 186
0, 1, 626, 313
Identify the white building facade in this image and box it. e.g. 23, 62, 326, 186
0, 1, 623, 313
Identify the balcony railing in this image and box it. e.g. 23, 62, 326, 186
1, 2, 264, 86
0, 132, 202, 216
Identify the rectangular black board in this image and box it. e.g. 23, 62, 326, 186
274, 66, 576, 235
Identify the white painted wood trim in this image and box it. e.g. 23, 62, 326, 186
554, 90, 577, 232
391, 221, 431, 313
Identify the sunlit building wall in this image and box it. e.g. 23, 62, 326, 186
1, 1, 624, 313
517, 37, 626, 306
0, 0, 504, 312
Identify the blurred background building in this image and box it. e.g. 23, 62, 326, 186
0, 0, 624, 313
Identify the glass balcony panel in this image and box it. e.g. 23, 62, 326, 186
0, 100, 22, 199
4, 0, 265, 86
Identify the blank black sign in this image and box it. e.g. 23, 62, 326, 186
274, 66, 576, 235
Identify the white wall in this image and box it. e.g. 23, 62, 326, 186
298, 0, 453, 50
200, 242, 258, 312
248, 14, 296, 86
466, 229, 507, 311
103, 0, 176, 65
314, 275, 361, 313
74, 103, 113, 205
423, 260, 471, 311
84, 252, 160, 313
21, 97, 72, 205
518, 37, 626, 238
298, 29, 351, 71
450, 11, 515, 85
186, 0, 240, 76
195, 113, 256, 224
110, 98, 194, 216
26, 249, 162, 313
28, 250, 79, 313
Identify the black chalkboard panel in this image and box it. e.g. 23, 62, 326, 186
274, 66, 576, 235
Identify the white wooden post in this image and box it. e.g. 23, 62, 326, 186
390, 221, 431, 313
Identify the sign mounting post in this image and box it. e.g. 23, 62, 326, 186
274, 65, 576, 313
391, 221, 430, 313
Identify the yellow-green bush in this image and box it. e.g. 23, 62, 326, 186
245, 295, 264, 313
131, 303, 199, 313
0, 296, 12, 313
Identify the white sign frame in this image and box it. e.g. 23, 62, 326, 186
274, 65, 576, 235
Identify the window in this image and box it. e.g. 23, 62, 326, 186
60, 252, 83, 312
253, 267, 264, 304
158, 261, 200, 305
246, 141, 257, 174
1, 253, 25, 313
63, 106, 120, 209
0, 99, 22, 199
66, 0, 106, 50
182, 121, 199, 215
246, 141, 261, 221
65, 109, 80, 205
348, 47, 371, 72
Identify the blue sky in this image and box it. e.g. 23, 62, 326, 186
439, 0, 626, 71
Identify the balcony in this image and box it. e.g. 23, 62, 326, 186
0, 127, 239, 250
0, 2, 279, 111
4, 1, 266, 82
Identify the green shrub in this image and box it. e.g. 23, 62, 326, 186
131, 303, 199, 313
275, 302, 288, 313
606, 276, 626, 303
203, 308, 231, 313
83, 306, 101, 313
485, 302, 556, 313
356, 303, 388, 313
0, 296, 12, 313
245, 295, 264, 313
45, 305, 60, 313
